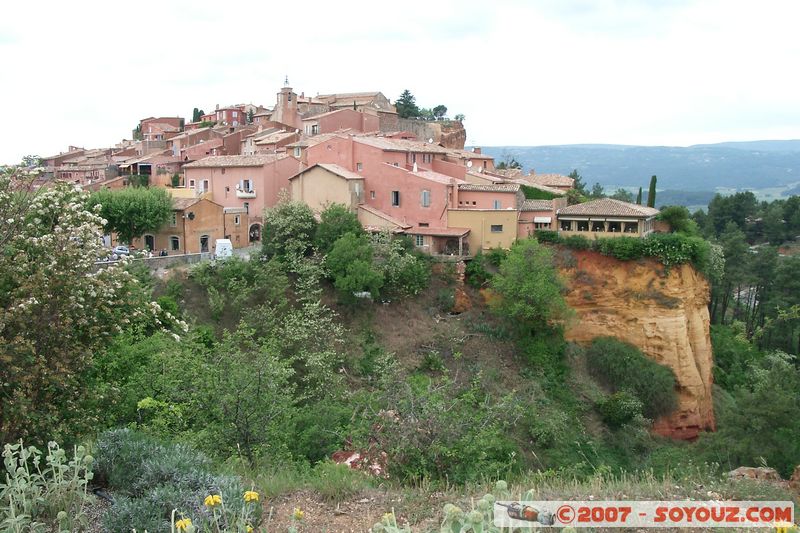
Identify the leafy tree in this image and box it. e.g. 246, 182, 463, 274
315, 203, 363, 253
326, 233, 384, 303
590, 182, 605, 199
700, 352, 800, 478
454, 113, 465, 122
0, 177, 180, 443
566, 188, 583, 206
370, 231, 430, 297
647, 175, 657, 208
432, 105, 448, 120
496, 155, 522, 171
21, 155, 42, 168
568, 169, 587, 195
657, 205, 699, 236
636, 187, 643, 205
586, 337, 678, 419
192, 108, 201, 122
247, 109, 254, 124
261, 198, 317, 260
395, 89, 421, 119
489, 238, 570, 335
610, 188, 633, 202
88, 187, 173, 244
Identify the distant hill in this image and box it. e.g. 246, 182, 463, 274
479, 141, 800, 191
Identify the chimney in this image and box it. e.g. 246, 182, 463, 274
472, 147, 481, 154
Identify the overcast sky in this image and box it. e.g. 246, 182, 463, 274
1, 0, 799, 163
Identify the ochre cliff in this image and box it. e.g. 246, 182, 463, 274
560, 250, 715, 440
393, 118, 467, 149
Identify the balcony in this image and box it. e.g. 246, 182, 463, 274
236, 188, 256, 199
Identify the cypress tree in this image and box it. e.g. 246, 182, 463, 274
647, 175, 657, 208
636, 187, 642, 205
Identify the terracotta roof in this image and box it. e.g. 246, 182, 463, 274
289, 163, 363, 181
521, 199, 553, 211
407, 226, 470, 237
527, 173, 574, 188
183, 155, 280, 168
354, 136, 449, 154
254, 131, 297, 145
411, 169, 463, 185
558, 198, 660, 218
465, 171, 504, 183
358, 204, 412, 231
509, 179, 566, 196
172, 198, 201, 210
446, 148, 494, 160
458, 183, 520, 192
286, 133, 344, 148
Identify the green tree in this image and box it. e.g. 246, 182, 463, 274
489, 238, 570, 335
261, 198, 317, 260
88, 187, 172, 244
0, 177, 180, 443
247, 109, 254, 124
192, 108, 201, 122
658, 205, 699, 236
395, 89, 421, 119
636, 187, 643, 205
315, 203, 363, 253
568, 169, 587, 195
432, 105, 448, 120
590, 182, 605, 199
647, 175, 657, 208
454, 113, 465, 122
21, 155, 42, 168
610, 188, 633, 202
326, 233, 383, 303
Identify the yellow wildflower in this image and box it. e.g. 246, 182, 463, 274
246, 526, 254, 533
203, 494, 222, 507
243, 490, 260, 503
175, 518, 192, 531
293, 507, 305, 521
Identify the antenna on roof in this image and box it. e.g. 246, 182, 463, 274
284, 75, 289, 87
428, 138, 433, 144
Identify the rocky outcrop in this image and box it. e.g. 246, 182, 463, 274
560, 250, 715, 440
393, 119, 467, 149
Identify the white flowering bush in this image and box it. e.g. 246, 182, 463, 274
0, 174, 186, 443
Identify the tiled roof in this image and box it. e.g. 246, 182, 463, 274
286, 133, 343, 148
557, 198, 660, 217
354, 136, 449, 154
183, 155, 280, 168
458, 183, 520, 192
521, 199, 553, 211
358, 204, 412, 230
315, 163, 364, 181
411, 169, 462, 185
527, 173, 575, 187
172, 198, 201, 210
509, 179, 566, 196
446, 148, 494, 160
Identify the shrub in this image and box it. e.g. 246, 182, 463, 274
261, 198, 317, 260
94, 429, 261, 532
561, 234, 591, 250
315, 203, 363, 254
534, 229, 560, 243
465, 254, 492, 287
586, 337, 678, 419
326, 233, 383, 303
307, 461, 372, 502
0, 441, 94, 532
484, 247, 508, 267
594, 237, 644, 260
597, 391, 644, 428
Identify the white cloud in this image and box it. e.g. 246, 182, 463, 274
1, 0, 799, 162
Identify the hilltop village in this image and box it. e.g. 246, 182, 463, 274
42, 82, 661, 256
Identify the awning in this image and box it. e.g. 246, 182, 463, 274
533, 216, 552, 223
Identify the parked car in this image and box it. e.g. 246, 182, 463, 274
113, 245, 130, 256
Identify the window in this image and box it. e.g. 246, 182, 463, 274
391, 191, 400, 206
234, 215, 241, 225
370, 190, 375, 199
356, 162, 363, 172
241, 179, 251, 192
493, 199, 502, 209
490, 224, 504, 233
170, 236, 180, 251
472, 201, 477, 205
221, 168, 226, 174
294, 147, 302, 157
419, 223, 429, 227
311, 124, 319, 135
243, 202, 249, 213
170, 212, 177, 227
189, 179, 196, 189
421, 189, 430, 207
415, 235, 424, 246
422, 153, 433, 163
407, 153, 417, 164
232, 111, 238, 118
202, 179, 209, 192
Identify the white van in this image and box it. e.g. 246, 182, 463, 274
215, 239, 233, 260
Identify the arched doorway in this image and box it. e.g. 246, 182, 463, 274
144, 234, 155, 251
249, 223, 262, 243
200, 234, 210, 253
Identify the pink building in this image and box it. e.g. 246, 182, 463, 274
182, 154, 303, 228
215, 106, 246, 126
140, 117, 184, 141
301, 109, 379, 136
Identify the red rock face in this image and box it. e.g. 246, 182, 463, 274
560, 250, 716, 440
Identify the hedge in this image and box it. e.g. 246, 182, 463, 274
533, 230, 712, 274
